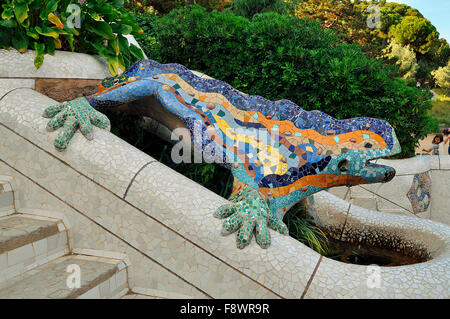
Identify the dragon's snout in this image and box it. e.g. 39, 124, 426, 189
383, 168, 396, 183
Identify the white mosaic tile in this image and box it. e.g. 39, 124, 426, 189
306, 191, 449, 298
0, 88, 154, 197
125, 161, 321, 298
0, 79, 35, 99
377, 156, 439, 175
430, 171, 450, 226
439, 155, 450, 170
0, 49, 110, 79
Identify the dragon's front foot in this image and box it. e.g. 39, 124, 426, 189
214, 187, 289, 249
42, 97, 111, 151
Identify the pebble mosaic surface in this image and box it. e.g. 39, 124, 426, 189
43, 59, 401, 248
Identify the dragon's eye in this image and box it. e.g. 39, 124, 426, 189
338, 159, 349, 172
113, 78, 119, 85
364, 143, 372, 148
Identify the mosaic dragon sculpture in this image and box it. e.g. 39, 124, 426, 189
42, 59, 401, 249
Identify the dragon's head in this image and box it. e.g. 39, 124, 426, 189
311, 113, 401, 187
265, 110, 401, 216
287, 110, 402, 189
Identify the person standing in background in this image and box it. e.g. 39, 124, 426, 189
422, 134, 444, 155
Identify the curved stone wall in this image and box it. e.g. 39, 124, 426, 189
328, 156, 450, 225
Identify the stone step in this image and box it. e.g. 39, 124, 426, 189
0, 177, 15, 217
0, 254, 128, 299
0, 214, 69, 283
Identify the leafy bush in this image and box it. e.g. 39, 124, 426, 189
389, 15, 439, 56
382, 39, 419, 82
432, 61, 450, 91
137, 6, 436, 157
0, 0, 145, 75
126, 0, 231, 15
231, 0, 296, 18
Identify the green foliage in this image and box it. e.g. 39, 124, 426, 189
432, 61, 450, 91
383, 38, 419, 82
283, 203, 329, 255
231, 0, 297, 18
138, 6, 437, 157
389, 15, 439, 56
294, 0, 385, 58
125, 0, 230, 15
378, 1, 422, 35
132, 9, 159, 56
294, 0, 449, 81
430, 99, 450, 127
0, 0, 144, 75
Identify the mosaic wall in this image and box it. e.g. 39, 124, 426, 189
407, 172, 432, 214
43, 59, 401, 248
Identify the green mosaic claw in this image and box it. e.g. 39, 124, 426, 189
42, 97, 111, 151
215, 186, 289, 249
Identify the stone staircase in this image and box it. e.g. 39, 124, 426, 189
0, 177, 158, 299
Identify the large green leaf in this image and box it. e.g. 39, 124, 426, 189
27, 28, 39, 40
117, 35, 130, 56
39, 0, 59, 20
64, 34, 74, 51
109, 36, 120, 56
129, 43, 144, 60
34, 42, 45, 69
1, 6, 14, 20
90, 21, 114, 40
45, 37, 55, 55
14, 2, 29, 24
35, 25, 59, 39
105, 55, 120, 76
11, 30, 28, 53
111, 23, 132, 35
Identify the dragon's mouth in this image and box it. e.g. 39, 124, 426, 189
365, 159, 396, 183
363, 137, 400, 183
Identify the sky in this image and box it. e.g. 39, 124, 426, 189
388, 0, 450, 41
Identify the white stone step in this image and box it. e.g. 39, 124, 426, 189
0, 177, 15, 217
0, 213, 69, 283
0, 254, 127, 299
